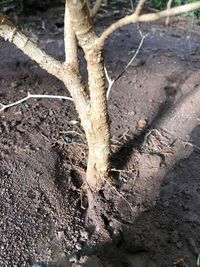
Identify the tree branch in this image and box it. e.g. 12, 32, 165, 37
0, 13, 63, 78
95, 1, 200, 50
67, 0, 98, 52
106, 31, 147, 99
90, 0, 102, 17
0, 13, 89, 114
134, 0, 146, 16
0, 92, 73, 112
165, 0, 173, 26
67, 1, 110, 190
64, 2, 79, 69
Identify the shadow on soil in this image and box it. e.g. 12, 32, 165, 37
110, 83, 176, 170
44, 110, 200, 267
76, 126, 200, 267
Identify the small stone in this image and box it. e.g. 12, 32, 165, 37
182, 205, 189, 211
137, 119, 147, 129
79, 256, 104, 267
75, 243, 82, 250
176, 241, 183, 249
80, 230, 88, 239
11, 81, 21, 88
64, 135, 73, 143
57, 230, 64, 239
69, 256, 78, 263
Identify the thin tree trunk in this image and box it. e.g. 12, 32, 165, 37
67, 0, 111, 191
86, 51, 110, 191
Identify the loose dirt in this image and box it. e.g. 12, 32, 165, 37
0, 2, 200, 267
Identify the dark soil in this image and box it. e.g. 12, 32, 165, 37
0, 2, 200, 267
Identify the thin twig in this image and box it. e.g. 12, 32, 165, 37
0, 92, 73, 112
106, 31, 147, 99
144, 127, 200, 155
165, 0, 173, 25
105, 179, 135, 216
90, 0, 102, 17
95, 1, 200, 49
135, 0, 146, 16
187, 12, 195, 52
130, 0, 134, 10
104, 65, 114, 99
114, 33, 147, 82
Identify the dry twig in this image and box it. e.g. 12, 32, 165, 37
90, 0, 102, 17
95, 1, 200, 49
0, 92, 73, 112
106, 30, 147, 99
165, 0, 173, 25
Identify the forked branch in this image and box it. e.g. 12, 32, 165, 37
95, 1, 200, 50
0, 93, 73, 112
0, 12, 89, 113
67, 0, 97, 52
106, 31, 147, 99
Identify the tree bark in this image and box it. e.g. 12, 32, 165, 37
64, 3, 79, 69
67, 0, 110, 191
85, 51, 110, 191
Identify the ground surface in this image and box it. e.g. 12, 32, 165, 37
0, 2, 200, 267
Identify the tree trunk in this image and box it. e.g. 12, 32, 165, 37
85, 51, 110, 191
59, 61, 110, 191
66, 0, 111, 191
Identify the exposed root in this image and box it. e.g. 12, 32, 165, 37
58, 84, 200, 238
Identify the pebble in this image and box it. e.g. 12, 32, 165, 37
57, 230, 65, 239
80, 230, 88, 239
69, 256, 78, 263
137, 119, 147, 129
11, 81, 21, 88
176, 241, 183, 249
75, 243, 82, 250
